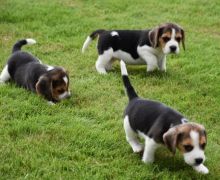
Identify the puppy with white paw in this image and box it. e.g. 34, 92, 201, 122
120, 60, 208, 174
82, 23, 185, 74
0, 39, 71, 103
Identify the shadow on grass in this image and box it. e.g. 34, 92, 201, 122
109, 65, 172, 80
129, 147, 207, 177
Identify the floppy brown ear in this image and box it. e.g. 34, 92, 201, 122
181, 28, 185, 50
149, 25, 166, 48
149, 27, 160, 48
163, 128, 178, 155
36, 76, 53, 101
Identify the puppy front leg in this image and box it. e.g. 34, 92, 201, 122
193, 164, 209, 174
48, 101, 55, 105
141, 55, 158, 72
158, 56, 166, 72
138, 47, 158, 72
142, 137, 159, 163
146, 57, 158, 72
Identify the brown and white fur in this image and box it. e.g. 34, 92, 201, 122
82, 23, 185, 74
0, 39, 71, 104
120, 60, 208, 174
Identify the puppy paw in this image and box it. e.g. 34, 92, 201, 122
97, 68, 107, 74
193, 164, 209, 174
147, 65, 158, 72
147, 69, 156, 73
98, 71, 107, 75
132, 144, 144, 153
160, 68, 166, 73
142, 156, 154, 164
0, 80, 5, 84
48, 101, 55, 105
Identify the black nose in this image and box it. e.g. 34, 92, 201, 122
170, 46, 177, 52
195, 158, 203, 165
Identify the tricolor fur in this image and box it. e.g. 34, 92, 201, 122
120, 60, 208, 174
0, 39, 71, 103
82, 23, 185, 74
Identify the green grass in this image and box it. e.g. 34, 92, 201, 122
0, 0, 220, 179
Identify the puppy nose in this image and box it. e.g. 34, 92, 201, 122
170, 45, 177, 52
195, 158, 203, 165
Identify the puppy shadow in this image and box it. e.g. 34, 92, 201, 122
154, 151, 188, 172
111, 65, 171, 79
135, 148, 192, 173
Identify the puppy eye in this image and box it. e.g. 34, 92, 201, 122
176, 37, 181, 42
183, 145, 193, 152
200, 143, 206, 150
162, 37, 170, 42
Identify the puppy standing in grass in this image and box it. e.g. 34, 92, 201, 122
120, 60, 209, 174
0, 39, 71, 104
82, 23, 185, 74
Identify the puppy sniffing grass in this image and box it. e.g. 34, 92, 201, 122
120, 60, 208, 174
0, 39, 71, 104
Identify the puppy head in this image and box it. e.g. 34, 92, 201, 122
36, 67, 71, 102
163, 123, 207, 167
149, 23, 185, 54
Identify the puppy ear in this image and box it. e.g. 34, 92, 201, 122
52, 79, 60, 88
203, 130, 207, 144
201, 128, 207, 143
181, 28, 185, 50
36, 76, 53, 101
149, 25, 166, 48
163, 128, 178, 155
149, 27, 160, 48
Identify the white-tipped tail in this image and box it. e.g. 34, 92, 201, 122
26, 38, 36, 45
82, 36, 92, 53
120, 60, 128, 76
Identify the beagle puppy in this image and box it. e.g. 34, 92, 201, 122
82, 23, 185, 74
0, 39, 71, 104
120, 60, 208, 174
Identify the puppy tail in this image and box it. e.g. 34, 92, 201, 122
120, 60, 138, 101
82, 29, 105, 53
12, 39, 36, 53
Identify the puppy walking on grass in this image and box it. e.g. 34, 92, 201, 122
120, 60, 208, 174
82, 23, 185, 74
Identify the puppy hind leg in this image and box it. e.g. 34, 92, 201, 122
95, 49, 113, 74
142, 137, 159, 163
96, 56, 107, 74
124, 116, 143, 153
0, 65, 11, 83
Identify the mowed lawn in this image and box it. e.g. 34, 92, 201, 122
0, 0, 220, 179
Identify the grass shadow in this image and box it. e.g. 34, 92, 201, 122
110, 64, 172, 80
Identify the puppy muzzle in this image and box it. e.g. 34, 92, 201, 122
58, 91, 71, 100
